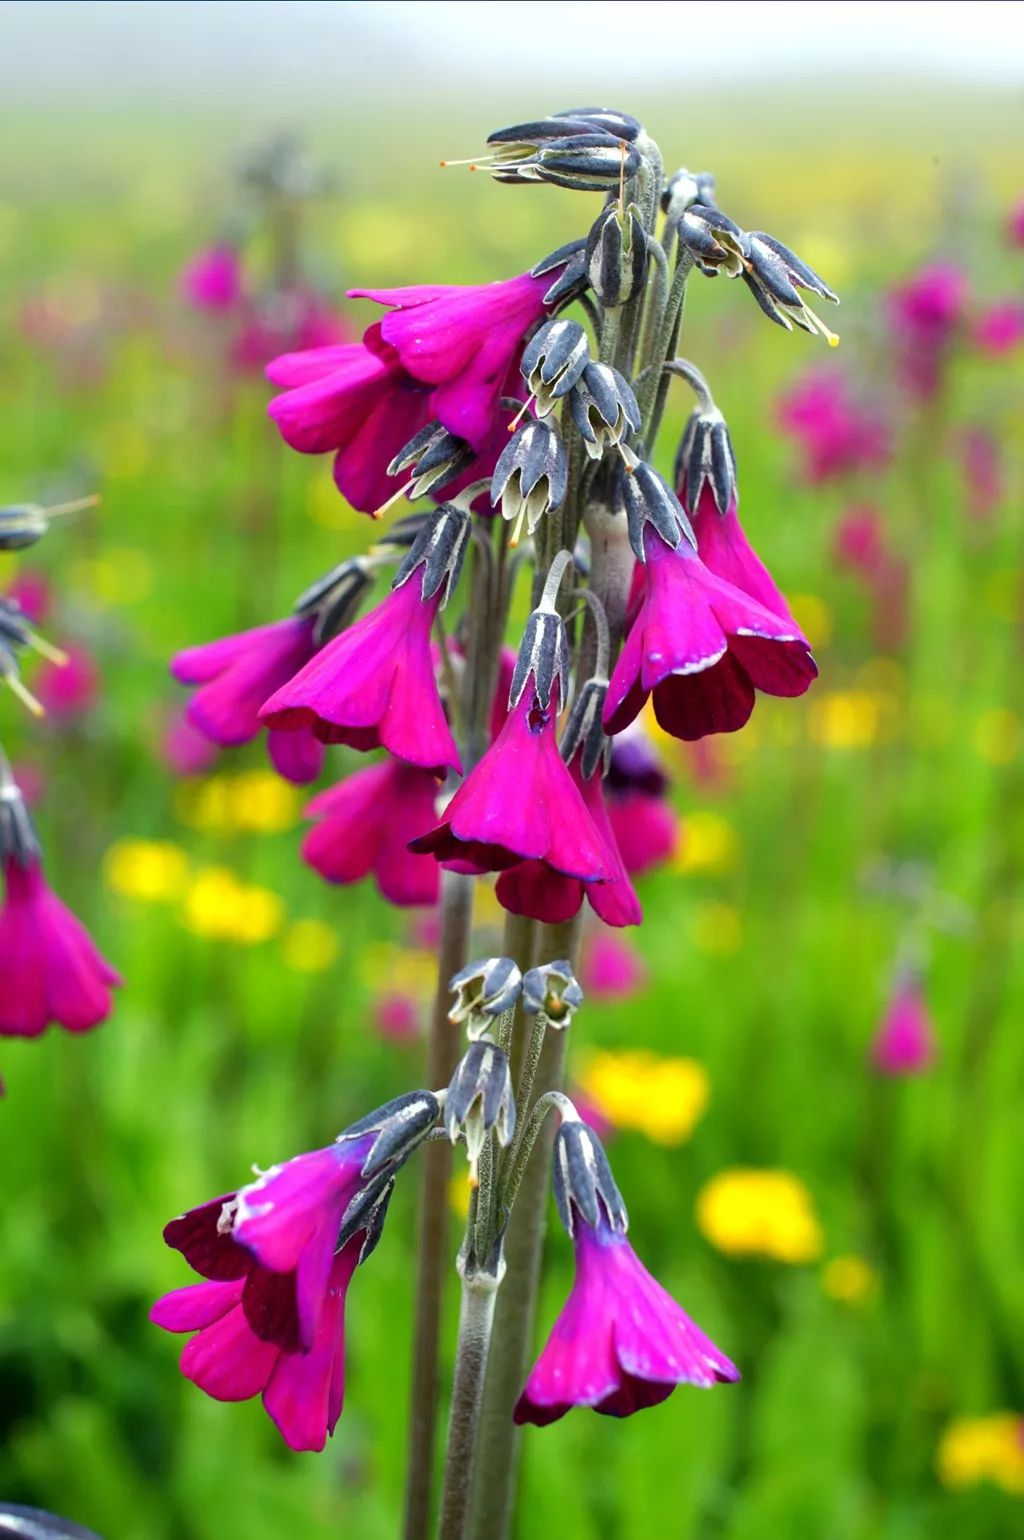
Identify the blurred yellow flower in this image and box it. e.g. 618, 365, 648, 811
789, 593, 833, 649
358, 942, 437, 999
697, 1169, 824, 1263
937, 1414, 1024, 1494
578, 1050, 709, 1146
693, 901, 742, 955
281, 919, 339, 973
807, 690, 890, 749
822, 1254, 878, 1305
671, 810, 738, 876
181, 866, 284, 945
174, 771, 300, 834
972, 708, 1020, 766
104, 839, 188, 903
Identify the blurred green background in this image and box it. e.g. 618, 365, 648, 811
0, 3, 1022, 1536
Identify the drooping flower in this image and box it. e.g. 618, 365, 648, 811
181, 244, 243, 312
410, 601, 611, 902
516, 1119, 738, 1424
688, 486, 797, 628
604, 526, 816, 741
260, 507, 468, 773
0, 784, 121, 1036
870, 974, 935, 1075
171, 615, 324, 785
350, 270, 556, 449
302, 758, 440, 907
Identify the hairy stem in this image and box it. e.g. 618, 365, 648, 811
438, 1269, 502, 1540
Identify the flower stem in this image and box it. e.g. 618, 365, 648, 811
438, 1267, 502, 1540
465, 916, 582, 1540
403, 869, 474, 1540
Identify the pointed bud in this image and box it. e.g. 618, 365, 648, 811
0, 504, 49, 551
392, 502, 470, 607
559, 677, 609, 780
337, 1090, 441, 1179
674, 407, 738, 515
293, 556, 375, 644
448, 956, 524, 1039
570, 363, 642, 462
742, 232, 839, 343
509, 608, 570, 714
387, 421, 477, 499
676, 203, 746, 277
620, 461, 695, 560
492, 134, 642, 193
446, 1041, 516, 1185
492, 421, 568, 546
585, 202, 648, 308
521, 319, 590, 414
522, 960, 584, 1027
337, 1172, 396, 1260
552, 1118, 628, 1238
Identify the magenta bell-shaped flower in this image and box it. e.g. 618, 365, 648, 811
302, 758, 440, 907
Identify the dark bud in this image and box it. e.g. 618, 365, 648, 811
552, 1119, 628, 1238
293, 556, 375, 646
620, 460, 694, 560
0, 597, 32, 652
522, 960, 583, 1028
676, 203, 745, 277
486, 116, 600, 151
742, 232, 839, 342
446, 1041, 516, 1184
492, 134, 642, 194
509, 607, 570, 714
339, 1090, 441, 1179
387, 421, 477, 499
521, 318, 590, 414
0, 1505, 104, 1540
336, 1172, 396, 1260
0, 504, 49, 551
355, 1178, 395, 1264
554, 106, 643, 142
585, 202, 648, 308
675, 407, 738, 516
392, 502, 470, 607
660, 167, 717, 221
607, 724, 668, 797
570, 363, 642, 462
559, 677, 609, 781
492, 420, 568, 547
448, 956, 524, 1038
0, 778, 40, 868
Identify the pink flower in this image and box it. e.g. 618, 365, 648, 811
777, 369, 889, 483
232, 289, 347, 375
374, 993, 421, 1042
688, 486, 796, 627
833, 505, 887, 578
0, 855, 121, 1037
603, 528, 816, 741
260, 568, 461, 775
5, 570, 51, 625
151, 1236, 359, 1453
972, 300, 1024, 355
34, 645, 100, 719
350, 271, 555, 449
516, 1208, 738, 1425
161, 708, 221, 776
302, 759, 440, 907
888, 264, 968, 400
181, 244, 243, 312
580, 931, 648, 1000
171, 615, 324, 784
871, 977, 935, 1076
1008, 199, 1024, 247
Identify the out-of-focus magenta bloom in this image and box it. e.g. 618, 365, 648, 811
888, 263, 968, 399
151, 1235, 360, 1453
495, 749, 640, 927
515, 1211, 738, 1425
957, 428, 1003, 521
302, 759, 440, 907
9, 762, 45, 806
972, 300, 1024, 355
0, 855, 121, 1037
689, 487, 796, 626
871, 977, 935, 1076
777, 369, 889, 483
604, 529, 816, 741
832, 505, 887, 578
5, 571, 51, 625
171, 615, 324, 784
410, 688, 610, 897
374, 992, 421, 1043
232, 289, 347, 375
605, 725, 675, 878
162, 708, 221, 776
181, 244, 243, 312
350, 271, 554, 449
35, 645, 99, 719
1009, 200, 1024, 247
580, 930, 648, 1000
260, 571, 460, 774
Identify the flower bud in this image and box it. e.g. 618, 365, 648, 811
676, 203, 746, 277
521, 319, 590, 415
387, 421, 477, 499
293, 555, 375, 644
522, 960, 584, 1027
661, 168, 717, 222
555, 106, 643, 142
448, 956, 524, 1039
559, 677, 609, 780
0, 776, 39, 866
552, 1118, 628, 1237
530, 239, 589, 307
0, 1504, 103, 1540
620, 460, 694, 560
446, 1041, 516, 1184
509, 607, 570, 714
742, 232, 839, 343
0, 503, 48, 551
674, 407, 738, 516
570, 363, 642, 462
492, 134, 642, 194
491, 421, 568, 547
585, 201, 648, 308
392, 502, 470, 607
337, 1089, 442, 1179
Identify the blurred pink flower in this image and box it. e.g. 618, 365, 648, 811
972, 300, 1024, 355
5, 570, 52, 625
232, 289, 347, 375
35, 645, 100, 719
373, 993, 421, 1043
162, 708, 221, 776
580, 931, 648, 1000
833, 506, 888, 578
871, 976, 935, 1076
777, 369, 889, 483
181, 244, 243, 312
1007, 199, 1024, 248
888, 263, 968, 400
957, 428, 1003, 521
